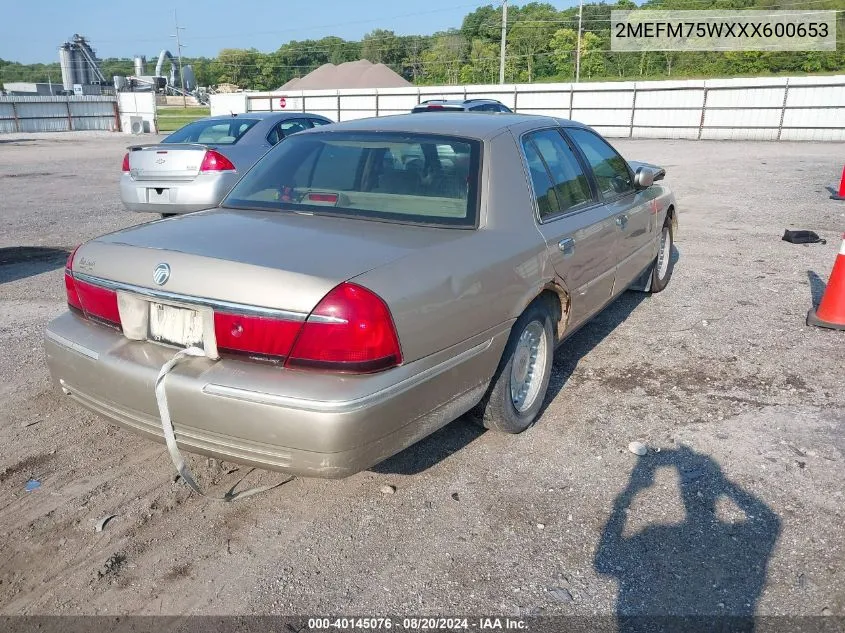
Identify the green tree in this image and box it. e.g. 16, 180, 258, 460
215, 48, 260, 87
420, 32, 466, 85
460, 39, 500, 84
362, 29, 403, 67
507, 3, 559, 82
401, 35, 432, 82
461, 5, 502, 42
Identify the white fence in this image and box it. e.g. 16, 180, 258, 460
211, 74, 845, 142
0, 96, 119, 133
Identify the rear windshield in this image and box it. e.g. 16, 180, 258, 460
163, 118, 259, 145
223, 131, 482, 228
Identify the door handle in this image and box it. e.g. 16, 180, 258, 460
615, 214, 629, 228
558, 237, 575, 257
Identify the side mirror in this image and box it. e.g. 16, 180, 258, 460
634, 166, 655, 189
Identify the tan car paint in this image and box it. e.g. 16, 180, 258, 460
45, 113, 677, 477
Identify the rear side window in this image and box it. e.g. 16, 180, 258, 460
567, 128, 634, 198
224, 132, 481, 227
523, 129, 593, 218
164, 118, 258, 145
522, 141, 559, 217
267, 118, 312, 145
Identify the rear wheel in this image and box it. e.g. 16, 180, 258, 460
474, 299, 554, 434
650, 217, 674, 293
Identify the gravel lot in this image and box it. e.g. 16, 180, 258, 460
0, 131, 843, 620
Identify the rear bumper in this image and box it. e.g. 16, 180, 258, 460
119, 172, 240, 214
44, 312, 508, 478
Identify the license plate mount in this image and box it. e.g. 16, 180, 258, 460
148, 188, 170, 203
148, 303, 203, 348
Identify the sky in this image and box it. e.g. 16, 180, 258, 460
0, 0, 575, 64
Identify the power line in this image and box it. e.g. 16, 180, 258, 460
90, 1, 492, 47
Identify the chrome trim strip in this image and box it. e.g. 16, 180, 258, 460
73, 272, 309, 321
307, 314, 348, 324
202, 337, 494, 414
45, 329, 99, 360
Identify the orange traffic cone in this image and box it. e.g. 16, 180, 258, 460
807, 234, 845, 330
832, 167, 845, 201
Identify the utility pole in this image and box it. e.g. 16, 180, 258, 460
575, 0, 583, 82
499, 0, 508, 84
172, 10, 187, 107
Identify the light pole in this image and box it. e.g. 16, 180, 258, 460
172, 10, 187, 107
575, 0, 583, 82
499, 0, 508, 84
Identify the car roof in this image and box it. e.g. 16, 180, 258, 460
201, 112, 320, 122
419, 98, 502, 105
301, 112, 589, 141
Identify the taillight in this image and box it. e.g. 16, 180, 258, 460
213, 312, 301, 361
286, 282, 402, 373
65, 246, 82, 312
211, 284, 401, 373
199, 150, 236, 172
64, 271, 83, 312
75, 279, 121, 326
64, 245, 121, 328
122, 153, 130, 172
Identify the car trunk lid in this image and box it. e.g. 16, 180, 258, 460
74, 208, 471, 315
127, 144, 211, 182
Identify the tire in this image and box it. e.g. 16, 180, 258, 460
474, 299, 555, 434
650, 217, 675, 293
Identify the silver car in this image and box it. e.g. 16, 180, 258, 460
47, 113, 677, 478
120, 112, 333, 216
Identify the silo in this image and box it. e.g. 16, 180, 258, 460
134, 56, 146, 76
182, 65, 197, 91
59, 45, 74, 90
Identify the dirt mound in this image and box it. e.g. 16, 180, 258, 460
279, 59, 411, 90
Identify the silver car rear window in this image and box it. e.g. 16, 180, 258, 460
163, 118, 259, 145
223, 132, 482, 228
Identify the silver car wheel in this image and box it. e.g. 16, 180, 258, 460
510, 321, 548, 413
656, 226, 672, 280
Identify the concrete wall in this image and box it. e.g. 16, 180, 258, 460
211, 75, 845, 142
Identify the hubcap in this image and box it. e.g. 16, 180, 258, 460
656, 226, 671, 280
510, 321, 548, 413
